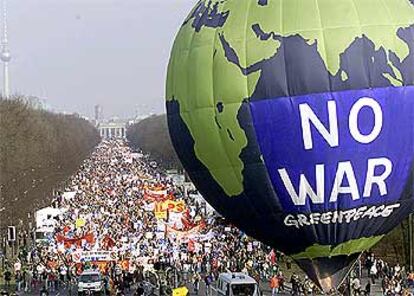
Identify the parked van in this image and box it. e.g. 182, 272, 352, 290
213, 272, 260, 296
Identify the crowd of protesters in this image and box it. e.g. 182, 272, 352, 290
1, 139, 413, 296
348, 253, 414, 296
1, 139, 286, 295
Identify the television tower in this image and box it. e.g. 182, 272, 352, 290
1, 0, 11, 98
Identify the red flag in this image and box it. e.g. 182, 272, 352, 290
188, 239, 195, 252
83, 233, 95, 245
268, 249, 276, 265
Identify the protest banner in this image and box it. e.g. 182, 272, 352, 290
72, 250, 117, 263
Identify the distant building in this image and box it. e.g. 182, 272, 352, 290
133, 112, 158, 124
25, 96, 52, 111
98, 119, 127, 139
94, 105, 102, 122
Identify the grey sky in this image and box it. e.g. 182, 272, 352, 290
7, 0, 194, 119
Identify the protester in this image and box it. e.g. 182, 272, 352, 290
270, 273, 280, 295
3, 270, 11, 288
353, 252, 414, 296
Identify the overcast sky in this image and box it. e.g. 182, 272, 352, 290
6, 0, 194, 118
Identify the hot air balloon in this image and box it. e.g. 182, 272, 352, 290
166, 0, 414, 292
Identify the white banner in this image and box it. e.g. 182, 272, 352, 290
72, 251, 117, 263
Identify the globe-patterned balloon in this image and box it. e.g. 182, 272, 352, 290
166, 0, 414, 290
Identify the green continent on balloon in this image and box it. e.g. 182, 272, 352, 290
291, 236, 385, 260
167, 3, 261, 197
166, 0, 414, 196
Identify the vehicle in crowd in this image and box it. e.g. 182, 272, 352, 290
35, 206, 66, 243
77, 270, 105, 295
213, 272, 260, 296
34, 226, 54, 243
35, 206, 64, 228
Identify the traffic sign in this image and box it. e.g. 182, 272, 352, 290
7, 226, 16, 242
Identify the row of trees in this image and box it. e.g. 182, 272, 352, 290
0, 97, 100, 226
373, 219, 412, 266
127, 114, 182, 169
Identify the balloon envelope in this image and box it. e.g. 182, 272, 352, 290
166, 0, 414, 291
